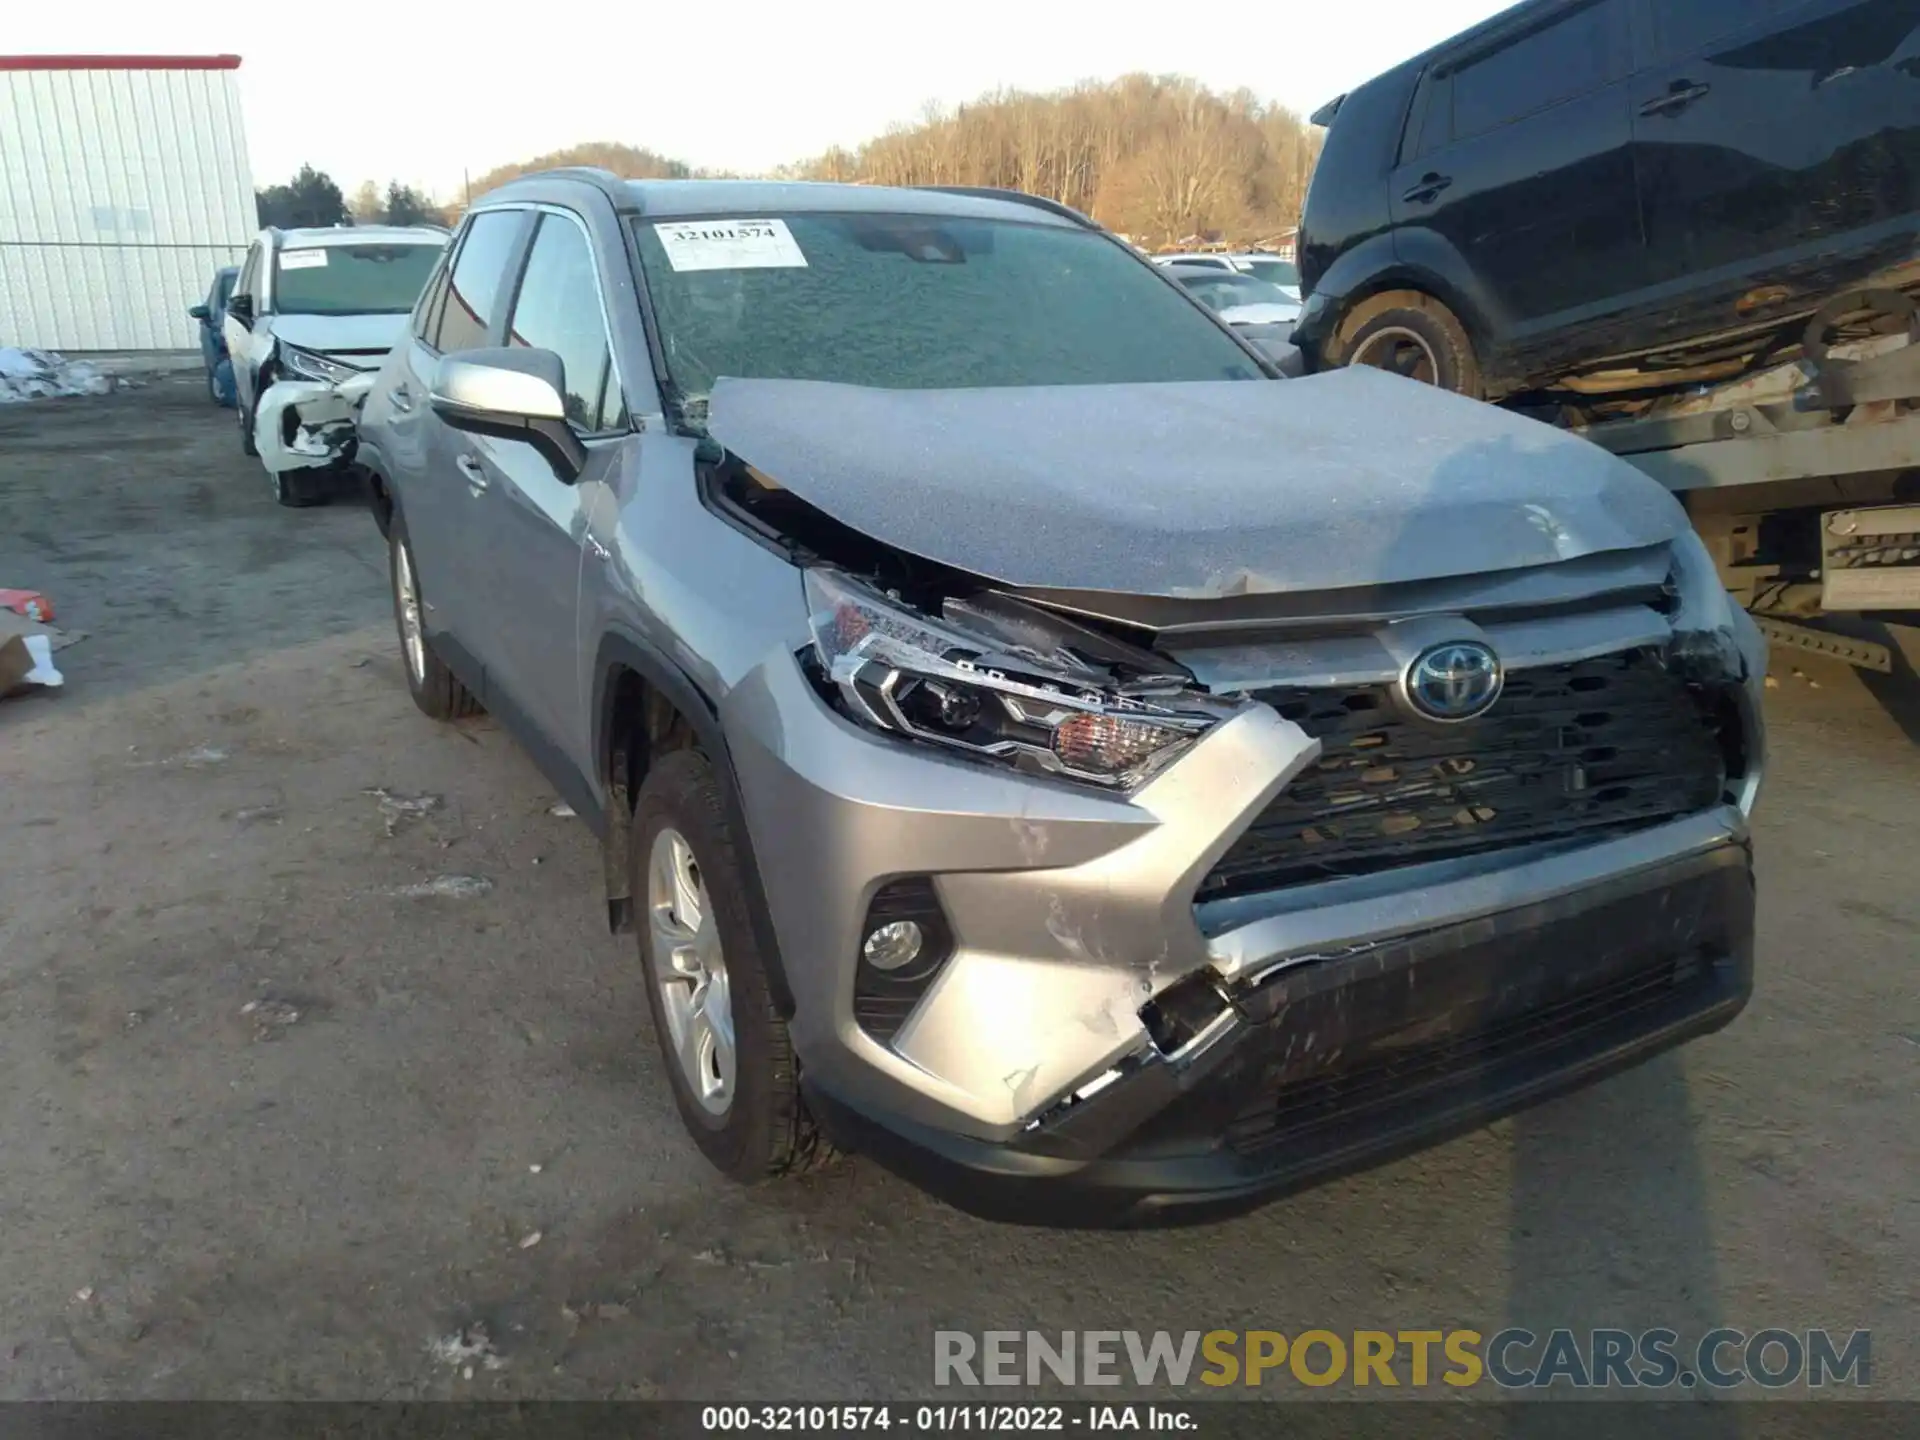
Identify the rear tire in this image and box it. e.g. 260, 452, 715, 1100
388, 516, 482, 721
632, 749, 829, 1184
1327, 290, 1482, 398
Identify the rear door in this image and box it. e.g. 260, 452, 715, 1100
1390, 0, 1642, 338
403, 207, 533, 673
466, 208, 630, 763
1631, 0, 1920, 289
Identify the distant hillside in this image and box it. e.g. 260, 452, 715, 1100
787, 75, 1321, 247
459, 77, 1321, 247
464, 142, 693, 202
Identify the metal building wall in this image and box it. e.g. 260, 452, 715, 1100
0, 57, 257, 351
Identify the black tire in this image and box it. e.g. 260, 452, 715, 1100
273, 470, 322, 508
238, 377, 259, 456
631, 749, 828, 1183
387, 516, 482, 721
1327, 290, 1483, 398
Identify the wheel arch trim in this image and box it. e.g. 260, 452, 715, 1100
592, 630, 797, 1015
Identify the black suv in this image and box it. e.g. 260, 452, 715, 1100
1294, 0, 1920, 400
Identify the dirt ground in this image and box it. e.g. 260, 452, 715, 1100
0, 381, 1914, 1403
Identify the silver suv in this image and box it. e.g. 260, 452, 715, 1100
357, 171, 1766, 1225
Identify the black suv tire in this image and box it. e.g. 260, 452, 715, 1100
387, 517, 482, 721
631, 749, 830, 1183
1329, 290, 1482, 398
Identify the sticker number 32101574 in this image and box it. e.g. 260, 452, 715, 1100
653, 219, 808, 273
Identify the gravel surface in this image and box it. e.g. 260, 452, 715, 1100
1, 381, 1913, 1401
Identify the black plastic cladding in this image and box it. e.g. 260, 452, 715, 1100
853, 878, 956, 1043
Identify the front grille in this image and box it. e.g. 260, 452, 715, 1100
1202, 649, 1729, 899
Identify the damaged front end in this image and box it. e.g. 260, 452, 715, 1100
255, 368, 376, 475
699, 375, 1764, 1224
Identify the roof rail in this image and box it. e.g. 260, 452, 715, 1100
912, 186, 1099, 230
485, 166, 631, 205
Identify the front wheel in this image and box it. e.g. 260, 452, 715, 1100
632, 749, 829, 1183
273, 470, 322, 508
1327, 290, 1482, 398
238, 378, 260, 456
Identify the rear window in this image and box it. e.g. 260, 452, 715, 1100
273, 242, 445, 316
631, 212, 1263, 413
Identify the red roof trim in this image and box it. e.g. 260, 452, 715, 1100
0, 55, 242, 71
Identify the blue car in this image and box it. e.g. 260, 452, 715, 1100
188, 265, 240, 407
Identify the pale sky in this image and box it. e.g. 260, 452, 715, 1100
15, 0, 1512, 199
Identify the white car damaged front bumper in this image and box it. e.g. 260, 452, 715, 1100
254, 371, 376, 474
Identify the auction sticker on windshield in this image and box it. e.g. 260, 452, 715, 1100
654, 219, 808, 272
279, 250, 328, 270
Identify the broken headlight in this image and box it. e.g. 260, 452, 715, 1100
278, 343, 358, 386
804, 568, 1219, 788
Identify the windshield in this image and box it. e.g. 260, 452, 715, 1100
1236, 258, 1299, 288
631, 212, 1263, 414
1178, 272, 1297, 311
273, 242, 444, 316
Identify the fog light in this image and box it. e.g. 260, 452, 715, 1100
862, 919, 924, 971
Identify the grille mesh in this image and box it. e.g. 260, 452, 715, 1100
1203, 650, 1729, 899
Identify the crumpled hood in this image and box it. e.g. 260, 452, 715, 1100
266, 312, 409, 356
705, 367, 1688, 599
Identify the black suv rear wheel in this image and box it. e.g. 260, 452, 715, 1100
1329, 290, 1482, 398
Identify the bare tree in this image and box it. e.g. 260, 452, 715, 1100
788, 75, 1320, 244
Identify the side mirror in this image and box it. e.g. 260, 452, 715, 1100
188, 303, 209, 321
226, 294, 254, 325
429, 347, 585, 482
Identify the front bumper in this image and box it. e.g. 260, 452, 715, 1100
804, 838, 1752, 1226
255, 371, 374, 474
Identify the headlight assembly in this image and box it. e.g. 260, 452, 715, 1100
278, 343, 358, 386
804, 568, 1223, 788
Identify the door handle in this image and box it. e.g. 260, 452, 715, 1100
456, 453, 488, 493
1401, 172, 1453, 205
1639, 81, 1711, 118
390, 383, 413, 414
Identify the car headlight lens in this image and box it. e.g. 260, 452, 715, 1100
804, 568, 1219, 788
278, 343, 358, 386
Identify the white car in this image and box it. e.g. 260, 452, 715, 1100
1162, 265, 1303, 328
1154, 251, 1301, 301
221, 224, 447, 505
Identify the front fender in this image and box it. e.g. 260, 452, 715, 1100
592, 628, 796, 1014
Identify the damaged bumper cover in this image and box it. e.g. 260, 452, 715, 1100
806, 831, 1753, 1226
255, 371, 375, 474
727, 535, 1765, 1225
